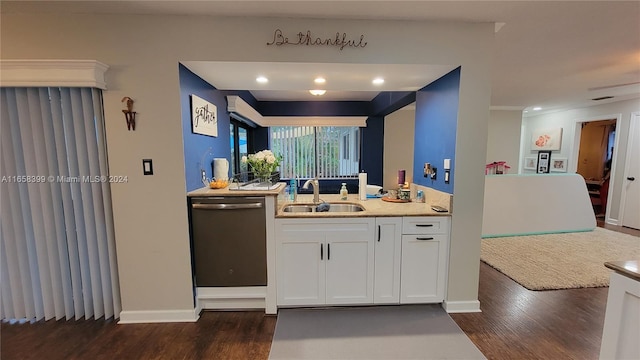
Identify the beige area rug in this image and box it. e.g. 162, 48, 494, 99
481, 227, 640, 290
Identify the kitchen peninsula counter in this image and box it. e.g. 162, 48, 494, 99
276, 193, 451, 218
187, 182, 286, 197
604, 260, 640, 281
600, 259, 640, 359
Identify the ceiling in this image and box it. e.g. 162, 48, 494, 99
3, 1, 639, 114
181, 61, 458, 102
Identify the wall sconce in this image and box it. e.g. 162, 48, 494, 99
122, 96, 136, 131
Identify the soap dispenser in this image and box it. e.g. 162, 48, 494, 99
340, 183, 348, 200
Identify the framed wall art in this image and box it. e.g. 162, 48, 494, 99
536, 150, 551, 174
191, 94, 218, 137
531, 127, 562, 151
550, 157, 568, 172
524, 157, 537, 170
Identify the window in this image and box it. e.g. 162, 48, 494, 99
271, 126, 360, 179
230, 120, 252, 177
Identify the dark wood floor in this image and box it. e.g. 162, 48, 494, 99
2, 224, 638, 360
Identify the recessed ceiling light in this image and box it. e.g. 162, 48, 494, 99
314, 77, 326, 84
256, 76, 268, 83
309, 89, 326, 96
372, 77, 385, 85
532, 107, 542, 111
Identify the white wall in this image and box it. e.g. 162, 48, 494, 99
522, 98, 640, 224
1, 13, 494, 315
383, 106, 415, 189
486, 110, 523, 172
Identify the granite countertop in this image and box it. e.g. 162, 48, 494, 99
187, 182, 286, 197
187, 183, 451, 217
605, 260, 640, 282
276, 193, 450, 218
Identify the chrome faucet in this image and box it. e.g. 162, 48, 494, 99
303, 178, 320, 204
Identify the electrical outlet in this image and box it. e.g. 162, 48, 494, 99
201, 169, 206, 183
430, 167, 437, 180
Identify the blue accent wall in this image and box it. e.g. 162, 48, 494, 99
361, 116, 385, 186
413, 67, 460, 194
179, 64, 231, 192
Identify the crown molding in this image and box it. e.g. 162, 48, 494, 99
0, 59, 109, 89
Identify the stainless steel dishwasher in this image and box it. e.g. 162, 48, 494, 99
189, 196, 267, 287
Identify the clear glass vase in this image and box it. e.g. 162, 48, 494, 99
255, 171, 272, 185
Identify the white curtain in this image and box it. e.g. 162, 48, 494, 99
0, 87, 121, 321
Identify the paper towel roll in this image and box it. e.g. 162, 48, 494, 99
359, 172, 367, 200
213, 158, 229, 181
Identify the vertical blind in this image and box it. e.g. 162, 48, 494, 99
0, 87, 121, 321
271, 126, 360, 179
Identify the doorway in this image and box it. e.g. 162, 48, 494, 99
576, 119, 616, 218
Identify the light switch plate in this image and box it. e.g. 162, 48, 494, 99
143, 159, 153, 175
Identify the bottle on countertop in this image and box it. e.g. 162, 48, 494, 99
340, 182, 348, 200
289, 178, 297, 201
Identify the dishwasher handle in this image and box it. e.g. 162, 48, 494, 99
192, 202, 263, 210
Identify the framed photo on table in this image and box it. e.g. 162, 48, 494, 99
537, 151, 551, 174
550, 157, 568, 172
524, 157, 537, 170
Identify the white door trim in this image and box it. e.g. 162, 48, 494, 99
572, 113, 622, 225
620, 112, 640, 229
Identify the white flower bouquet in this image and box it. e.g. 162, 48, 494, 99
241, 149, 282, 182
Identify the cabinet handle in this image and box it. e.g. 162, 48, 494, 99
416, 224, 434, 227
320, 244, 323, 260
378, 225, 381, 242
628, 177, 636, 181
416, 237, 434, 241
328, 243, 331, 260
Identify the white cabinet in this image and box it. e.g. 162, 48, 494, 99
373, 217, 402, 304
275, 215, 449, 307
277, 230, 325, 305
400, 216, 449, 304
275, 218, 375, 306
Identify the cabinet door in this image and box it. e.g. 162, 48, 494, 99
400, 234, 447, 303
276, 221, 325, 306
325, 220, 375, 305
374, 217, 402, 304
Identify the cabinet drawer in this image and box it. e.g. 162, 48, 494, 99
402, 216, 449, 235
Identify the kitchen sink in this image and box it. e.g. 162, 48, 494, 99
282, 204, 314, 213
282, 202, 365, 213
326, 203, 365, 212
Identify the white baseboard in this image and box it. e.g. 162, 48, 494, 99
443, 300, 481, 313
118, 309, 199, 324
196, 286, 266, 311
198, 298, 265, 310
605, 217, 619, 226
